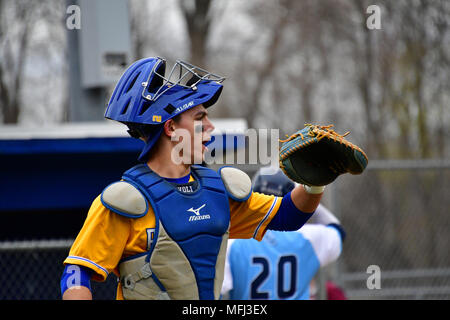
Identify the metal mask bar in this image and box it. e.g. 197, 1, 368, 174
141, 58, 225, 103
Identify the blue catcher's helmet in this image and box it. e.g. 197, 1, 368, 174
252, 166, 295, 197
104, 57, 225, 161
105, 56, 225, 126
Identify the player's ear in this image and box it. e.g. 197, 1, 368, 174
164, 119, 176, 138
164, 114, 183, 138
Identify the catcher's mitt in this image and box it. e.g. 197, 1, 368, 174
279, 124, 368, 186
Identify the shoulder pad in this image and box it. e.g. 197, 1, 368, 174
101, 181, 148, 218
219, 166, 252, 202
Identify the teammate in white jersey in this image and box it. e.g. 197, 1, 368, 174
221, 166, 346, 300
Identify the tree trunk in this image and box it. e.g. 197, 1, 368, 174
180, 0, 212, 68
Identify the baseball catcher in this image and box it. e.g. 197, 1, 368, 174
61, 57, 327, 300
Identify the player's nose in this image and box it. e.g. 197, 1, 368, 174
203, 116, 215, 133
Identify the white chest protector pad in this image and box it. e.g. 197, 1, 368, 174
101, 181, 148, 218
219, 166, 252, 202
100, 166, 252, 218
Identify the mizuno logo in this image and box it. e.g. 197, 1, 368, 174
187, 204, 206, 216
187, 204, 210, 222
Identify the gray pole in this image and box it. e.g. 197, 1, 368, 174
66, 0, 119, 122
66, 0, 130, 122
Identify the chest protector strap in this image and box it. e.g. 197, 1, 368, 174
120, 164, 230, 300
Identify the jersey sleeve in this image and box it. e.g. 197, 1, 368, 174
297, 224, 342, 267
229, 192, 282, 241
63, 195, 131, 282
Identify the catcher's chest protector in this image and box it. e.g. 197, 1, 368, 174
119, 164, 230, 300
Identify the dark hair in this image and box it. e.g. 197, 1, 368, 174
171, 113, 182, 123
125, 122, 162, 139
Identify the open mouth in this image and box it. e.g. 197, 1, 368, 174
202, 136, 214, 147
201, 140, 209, 152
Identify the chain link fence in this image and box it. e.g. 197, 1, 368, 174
0, 160, 449, 300
0, 240, 117, 300
323, 159, 450, 299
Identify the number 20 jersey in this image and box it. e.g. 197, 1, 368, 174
223, 225, 342, 300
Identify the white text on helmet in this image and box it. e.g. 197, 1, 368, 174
175, 101, 194, 114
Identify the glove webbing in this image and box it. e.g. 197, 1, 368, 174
279, 124, 363, 160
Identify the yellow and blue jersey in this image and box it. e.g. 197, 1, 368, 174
64, 173, 281, 299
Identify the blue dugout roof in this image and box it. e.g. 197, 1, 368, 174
0, 119, 247, 211
0, 119, 248, 155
